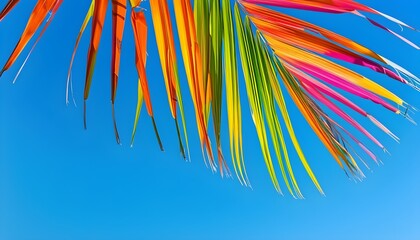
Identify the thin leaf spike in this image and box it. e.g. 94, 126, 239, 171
12, 0, 62, 83
110, 0, 127, 144
0, 0, 19, 22
222, 0, 249, 185
131, 9, 164, 150
210, 0, 226, 175
111, 0, 126, 104
149, 0, 176, 118
66, 1, 95, 104
1, 0, 61, 77
84, 0, 108, 130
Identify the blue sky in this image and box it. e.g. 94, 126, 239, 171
0, 0, 419, 239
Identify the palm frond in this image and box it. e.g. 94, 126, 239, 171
1, 0, 419, 195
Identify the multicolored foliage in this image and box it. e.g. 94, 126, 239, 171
1, 0, 419, 196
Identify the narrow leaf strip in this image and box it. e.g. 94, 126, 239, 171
13, 0, 62, 83
0, 0, 19, 21
223, 0, 248, 185
131, 9, 163, 150
210, 0, 226, 174
109, 0, 127, 144
66, 1, 95, 104
1, 0, 60, 77
83, 0, 108, 130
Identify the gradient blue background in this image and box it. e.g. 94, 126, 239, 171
1, 0, 419, 239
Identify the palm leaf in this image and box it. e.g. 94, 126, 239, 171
1, 0, 419, 195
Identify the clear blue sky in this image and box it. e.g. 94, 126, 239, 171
1, 0, 419, 239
